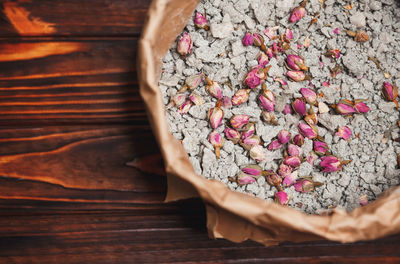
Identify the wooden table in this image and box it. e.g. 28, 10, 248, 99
0, 1, 398, 263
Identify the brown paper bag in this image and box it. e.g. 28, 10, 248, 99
138, 0, 400, 246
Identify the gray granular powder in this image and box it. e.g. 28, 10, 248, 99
159, 0, 400, 214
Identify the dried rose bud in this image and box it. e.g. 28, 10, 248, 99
242, 164, 263, 177
320, 155, 352, 173
292, 98, 307, 117
382, 82, 399, 108
244, 66, 265, 89
264, 170, 282, 187
224, 128, 241, 144
282, 104, 293, 115
232, 89, 250, 106
263, 26, 279, 40
287, 54, 308, 71
253, 33, 265, 50
275, 191, 289, 205
178, 100, 192, 114
221, 96, 232, 108
249, 145, 266, 162
262, 110, 279, 125
287, 70, 309, 82
259, 90, 275, 112
205, 77, 223, 100
208, 105, 224, 129
349, 30, 370, 42
300, 88, 317, 105
359, 194, 368, 206
189, 92, 204, 106
334, 101, 356, 115
289, 6, 306, 23
241, 122, 256, 140
353, 100, 370, 113
285, 28, 294, 41
230, 114, 250, 130
325, 49, 340, 59
241, 135, 261, 151
287, 144, 301, 157
283, 170, 298, 187
284, 155, 301, 168
209, 131, 224, 159
242, 32, 254, 46
171, 93, 187, 107
294, 178, 322, 193
278, 130, 291, 144
266, 47, 275, 59
298, 122, 318, 139
257, 52, 269, 67
180, 73, 204, 92
304, 107, 318, 126
293, 134, 305, 146
177, 33, 193, 57
194, 12, 209, 30
336, 126, 352, 140
278, 164, 293, 178
268, 139, 282, 151
314, 140, 328, 156
237, 172, 256, 185
306, 151, 318, 165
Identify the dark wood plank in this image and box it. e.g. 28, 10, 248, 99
0, 38, 149, 125
0, 0, 150, 36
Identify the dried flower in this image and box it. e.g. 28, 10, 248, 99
336, 126, 352, 140
283, 170, 298, 186
287, 144, 301, 157
325, 49, 340, 59
257, 52, 269, 67
278, 130, 291, 144
284, 155, 301, 168
298, 122, 318, 139
263, 26, 279, 40
282, 104, 293, 115
189, 92, 204, 106
304, 107, 318, 126
293, 134, 305, 146
180, 73, 204, 92
177, 33, 193, 57
382, 82, 399, 108
224, 128, 241, 144
287, 54, 308, 71
294, 178, 322, 193
334, 101, 357, 115
237, 172, 256, 185
242, 164, 263, 177
278, 163, 293, 178
287, 70, 309, 82
275, 191, 289, 205
241, 122, 256, 140
221, 96, 232, 109
289, 6, 306, 23
300, 88, 317, 105
230, 114, 250, 130
194, 12, 209, 30
285, 28, 294, 41
244, 66, 265, 89
352, 30, 370, 42
333, 28, 339, 35
249, 145, 266, 162
292, 98, 307, 117
314, 140, 328, 156
209, 131, 224, 159
353, 100, 370, 113
242, 32, 254, 46
264, 170, 282, 187
268, 139, 282, 151
253, 33, 266, 51
359, 194, 368, 206
170, 93, 187, 107
205, 77, 223, 99
259, 89, 275, 112
178, 100, 192, 114
208, 104, 224, 129
232, 89, 250, 106
320, 155, 351, 173
306, 151, 318, 165
262, 110, 279, 125
241, 135, 261, 151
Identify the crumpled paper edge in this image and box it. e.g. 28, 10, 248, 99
138, 0, 400, 246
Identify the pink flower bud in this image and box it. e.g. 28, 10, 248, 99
241, 122, 256, 140
177, 33, 193, 57
268, 139, 282, 151
287, 144, 300, 157
241, 135, 261, 151
189, 92, 204, 106
287, 54, 308, 71
383, 82, 398, 104
293, 134, 305, 146
178, 100, 192, 114
171, 93, 187, 107
282, 104, 293, 115
292, 98, 307, 117
305, 108, 318, 126
275, 191, 289, 206
300, 88, 317, 105
289, 6, 306, 23
237, 172, 256, 185
282, 170, 298, 187
263, 26, 279, 40
320, 155, 341, 173
325, 49, 340, 59
257, 52, 269, 67
242, 164, 263, 177
284, 155, 301, 168
264, 170, 282, 187
194, 12, 208, 30
259, 90, 275, 111
230, 114, 250, 130
205, 77, 223, 99
360, 194, 368, 206
266, 47, 275, 59
306, 152, 318, 165
287, 70, 307, 82
184, 73, 204, 91
278, 164, 293, 178
294, 178, 315, 193
253, 33, 264, 47
285, 28, 294, 41
221, 96, 232, 108
209, 131, 224, 159
278, 130, 291, 144
244, 66, 265, 89
249, 145, 266, 162
298, 122, 318, 139
314, 140, 328, 156
224, 128, 241, 144
336, 126, 352, 140
354, 100, 370, 113
242, 32, 254, 46
232, 89, 250, 106
335, 101, 356, 115
208, 106, 224, 129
